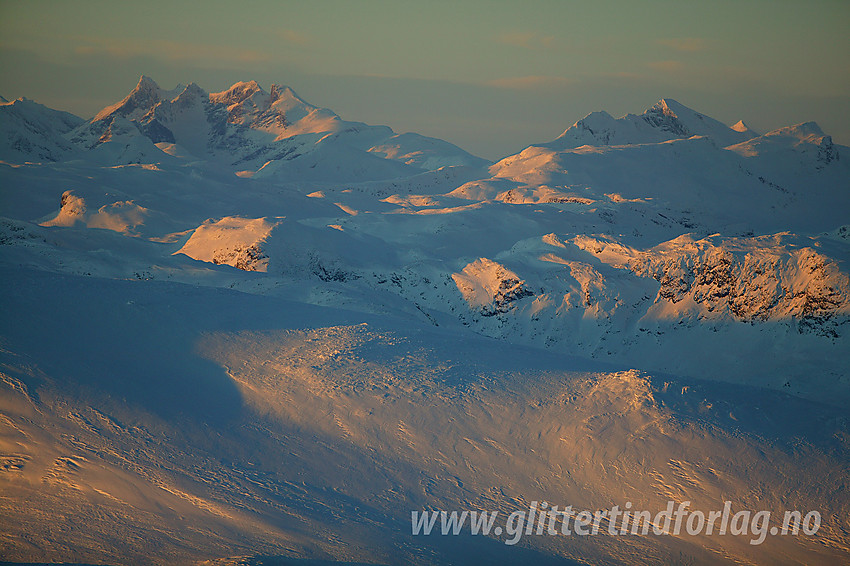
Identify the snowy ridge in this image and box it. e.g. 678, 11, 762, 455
0, 96, 84, 162
728, 122, 838, 166
541, 98, 757, 151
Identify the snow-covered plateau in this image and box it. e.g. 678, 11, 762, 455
1, 77, 848, 565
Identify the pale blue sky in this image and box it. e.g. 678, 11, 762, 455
1, 0, 848, 159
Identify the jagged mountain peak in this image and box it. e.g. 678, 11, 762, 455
269, 83, 296, 102
643, 98, 759, 147
542, 110, 620, 149
173, 82, 208, 104
571, 110, 617, 129
94, 74, 169, 122
135, 74, 160, 91
641, 98, 700, 137
231, 79, 262, 92
269, 84, 303, 101
731, 119, 757, 135
646, 98, 715, 120
542, 98, 758, 151
54, 76, 486, 177
650, 97, 687, 116
208, 81, 320, 122
1, 95, 27, 106
781, 121, 826, 138
209, 81, 309, 108
2, 96, 29, 106
210, 80, 265, 106
266, 84, 326, 115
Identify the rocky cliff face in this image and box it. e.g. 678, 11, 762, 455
596, 234, 850, 336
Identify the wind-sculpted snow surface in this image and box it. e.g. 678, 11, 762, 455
1, 270, 849, 565
1, 77, 849, 564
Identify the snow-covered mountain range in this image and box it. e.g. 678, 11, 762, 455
1, 77, 849, 565
45, 75, 486, 178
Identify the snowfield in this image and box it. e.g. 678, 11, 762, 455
1, 77, 849, 565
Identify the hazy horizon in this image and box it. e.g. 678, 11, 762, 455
1, 0, 849, 160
